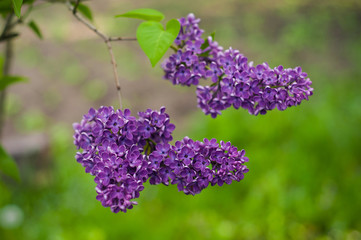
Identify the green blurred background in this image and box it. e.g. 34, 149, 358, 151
1, 0, 361, 239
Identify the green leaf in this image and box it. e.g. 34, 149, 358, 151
0, 75, 27, 91
200, 31, 216, 50
199, 32, 216, 57
0, 145, 20, 181
137, 19, 180, 67
23, 0, 36, 4
11, 0, 23, 18
28, 20, 42, 39
72, 3, 93, 21
0, 0, 12, 14
116, 8, 165, 22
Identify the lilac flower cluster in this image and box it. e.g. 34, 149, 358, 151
73, 106, 175, 213
73, 106, 249, 213
162, 14, 314, 117
147, 137, 249, 195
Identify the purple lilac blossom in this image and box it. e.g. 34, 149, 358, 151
74, 106, 249, 213
162, 14, 313, 117
150, 137, 249, 195
73, 106, 175, 213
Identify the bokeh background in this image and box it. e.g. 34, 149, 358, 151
1, 0, 361, 239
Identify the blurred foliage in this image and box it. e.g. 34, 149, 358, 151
82, 79, 107, 101
1, 0, 361, 239
61, 62, 87, 85
4, 93, 22, 117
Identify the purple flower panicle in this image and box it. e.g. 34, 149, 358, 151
74, 106, 175, 213
150, 137, 249, 195
162, 14, 313, 117
74, 106, 249, 213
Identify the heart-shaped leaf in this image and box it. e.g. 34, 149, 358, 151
137, 19, 180, 67
116, 8, 164, 22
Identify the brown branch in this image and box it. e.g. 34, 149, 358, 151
0, 14, 15, 140
66, 1, 108, 41
0, 14, 14, 38
0, 5, 35, 138
72, 0, 81, 14
0, 33, 19, 42
109, 36, 137, 42
66, 1, 137, 109
0, 41, 13, 141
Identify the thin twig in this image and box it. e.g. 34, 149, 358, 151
66, 1, 108, 41
66, 1, 136, 109
109, 36, 137, 42
72, 0, 80, 14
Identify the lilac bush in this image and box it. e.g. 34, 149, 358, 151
162, 14, 314, 117
73, 106, 249, 213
